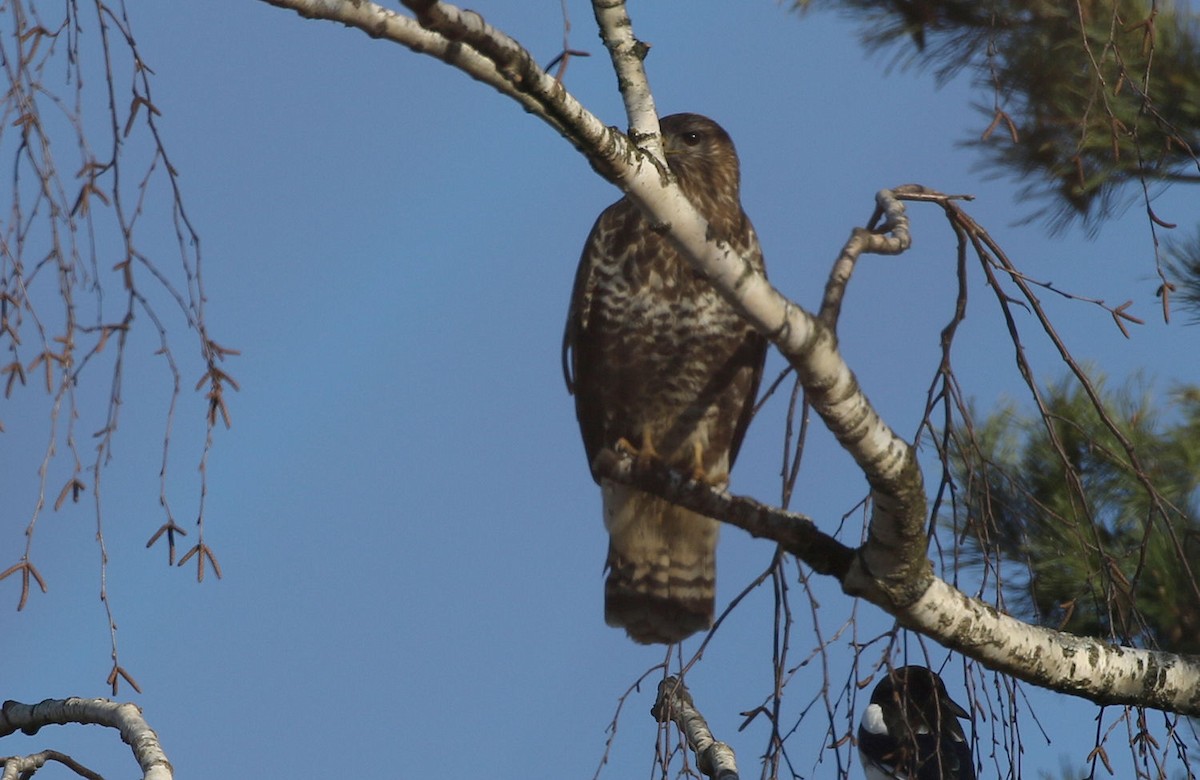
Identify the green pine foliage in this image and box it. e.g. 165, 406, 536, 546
1166, 227, 1200, 322
801, 0, 1200, 232
970, 0, 1200, 232
946, 375, 1200, 653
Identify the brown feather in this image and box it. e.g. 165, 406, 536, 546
564, 113, 767, 644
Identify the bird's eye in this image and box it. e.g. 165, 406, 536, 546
680, 132, 702, 146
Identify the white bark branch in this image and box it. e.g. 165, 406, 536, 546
653, 677, 739, 780
257, 1, 656, 192
591, 0, 662, 145
1, 749, 103, 780
595, 449, 1200, 716
259, 1, 504, 95
0, 698, 172, 780
898, 579, 1200, 714
818, 186, 916, 328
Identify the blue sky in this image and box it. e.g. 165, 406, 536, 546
3, 1, 1197, 778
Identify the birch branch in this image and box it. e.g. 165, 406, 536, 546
1, 750, 103, 780
257, 1, 511, 100
652, 677, 739, 780
0, 698, 172, 780
818, 185, 919, 330
595, 449, 1200, 716
899, 579, 1200, 715
591, 0, 661, 144
259, 0, 658, 191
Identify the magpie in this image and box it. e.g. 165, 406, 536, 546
858, 665, 976, 780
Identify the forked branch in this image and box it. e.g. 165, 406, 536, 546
0, 698, 172, 780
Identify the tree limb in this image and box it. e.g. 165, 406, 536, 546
818, 185, 919, 330
592, 449, 854, 580
0, 698, 172, 780
899, 579, 1200, 715
0, 750, 104, 780
652, 676, 739, 780
591, 0, 661, 144
596, 448, 1200, 716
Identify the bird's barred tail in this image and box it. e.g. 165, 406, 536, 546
602, 484, 718, 644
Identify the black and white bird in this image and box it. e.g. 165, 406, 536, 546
858, 665, 976, 780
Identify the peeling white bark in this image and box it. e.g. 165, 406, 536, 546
599, 451, 1200, 717
653, 677, 740, 780
590, 0, 661, 144
0, 698, 173, 780
900, 579, 1200, 714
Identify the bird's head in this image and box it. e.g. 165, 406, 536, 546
859, 666, 976, 779
658, 113, 743, 229
871, 665, 971, 738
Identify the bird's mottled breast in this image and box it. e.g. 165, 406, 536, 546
584, 199, 760, 416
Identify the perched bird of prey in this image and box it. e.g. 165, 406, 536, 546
562, 113, 767, 644
858, 665, 977, 780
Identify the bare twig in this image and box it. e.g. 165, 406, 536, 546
1, 0, 233, 686
545, 0, 590, 81
0, 749, 105, 780
590, 663, 667, 780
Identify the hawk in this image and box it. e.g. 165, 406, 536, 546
562, 113, 767, 644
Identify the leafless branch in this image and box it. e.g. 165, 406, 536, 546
1, 0, 233, 684
652, 677, 739, 780
0, 749, 105, 780
594, 442, 1200, 716
0, 698, 172, 780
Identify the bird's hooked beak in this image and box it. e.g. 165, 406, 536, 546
940, 690, 970, 720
